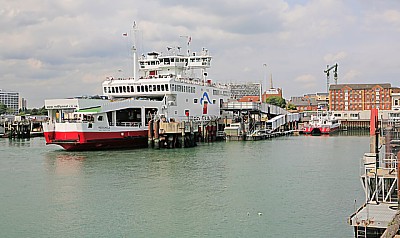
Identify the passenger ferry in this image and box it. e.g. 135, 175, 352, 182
302, 110, 340, 135
43, 38, 230, 150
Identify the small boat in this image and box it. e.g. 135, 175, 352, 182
302, 110, 340, 136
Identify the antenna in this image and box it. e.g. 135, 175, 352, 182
180, 35, 191, 56
132, 21, 138, 80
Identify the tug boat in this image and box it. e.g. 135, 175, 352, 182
302, 110, 340, 135
43, 38, 230, 150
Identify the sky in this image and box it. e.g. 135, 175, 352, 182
1, 0, 400, 108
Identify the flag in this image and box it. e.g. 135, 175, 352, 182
122, 33, 128, 37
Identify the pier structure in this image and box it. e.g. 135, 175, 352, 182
348, 109, 400, 237
1, 115, 46, 139
147, 117, 220, 149
220, 101, 300, 141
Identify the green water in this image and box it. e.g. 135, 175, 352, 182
0, 135, 368, 237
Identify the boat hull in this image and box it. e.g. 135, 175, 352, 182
44, 130, 148, 151
303, 125, 340, 135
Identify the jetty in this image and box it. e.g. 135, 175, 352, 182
348, 109, 400, 237
1, 115, 45, 139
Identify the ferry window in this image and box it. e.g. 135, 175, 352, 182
137, 86, 141, 92
171, 58, 175, 63
112, 87, 115, 93
131, 86, 134, 92
213, 99, 216, 104
157, 85, 161, 91
193, 87, 196, 93
174, 110, 177, 115
127, 86, 130, 93
103, 87, 107, 93
171, 84, 175, 91
123, 86, 127, 93
145, 85, 149, 92
165, 84, 169, 91
149, 85, 152, 92
108, 87, 111, 93
161, 85, 165, 91
194, 99, 198, 103
141, 85, 145, 92
98, 116, 103, 121
119, 86, 123, 93
116, 87, 119, 93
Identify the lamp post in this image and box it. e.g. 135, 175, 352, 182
263, 64, 267, 102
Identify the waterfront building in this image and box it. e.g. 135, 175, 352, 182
289, 96, 318, 112
261, 87, 282, 102
305, 92, 329, 110
392, 88, 400, 111
329, 83, 394, 111
19, 97, 27, 112
0, 89, 20, 115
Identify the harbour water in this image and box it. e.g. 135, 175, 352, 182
0, 134, 368, 237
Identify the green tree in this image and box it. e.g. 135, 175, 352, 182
287, 103, 297, 110
38, 106, 47, 115
265, 96, 286, 108
0, 103, 7, 115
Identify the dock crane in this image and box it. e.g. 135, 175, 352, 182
324, 63, 338, 92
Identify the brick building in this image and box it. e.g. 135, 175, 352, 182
261, 88, 282, 102
329, 83, 394, 111
290, 96, 318, 112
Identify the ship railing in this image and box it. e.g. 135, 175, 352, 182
362, 152, 398, 174
382, 153, 398, 170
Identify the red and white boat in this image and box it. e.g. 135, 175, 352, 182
302, 111, 341, 135
43, 34, 230, 150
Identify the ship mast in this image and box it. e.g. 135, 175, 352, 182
132, 21, 138, 81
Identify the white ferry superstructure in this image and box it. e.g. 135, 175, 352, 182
43, 45, 230, 151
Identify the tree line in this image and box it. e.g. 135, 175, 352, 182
265, 96, 296, 110
0, 103, 47, 116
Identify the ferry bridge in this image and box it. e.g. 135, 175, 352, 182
221, 101, 301, 140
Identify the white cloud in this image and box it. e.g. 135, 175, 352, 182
342, 69, 361, 83
294, 74, 317, 89
324, 52, 347, 63
1, 0, 400, 107
27, 58, 44, 69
